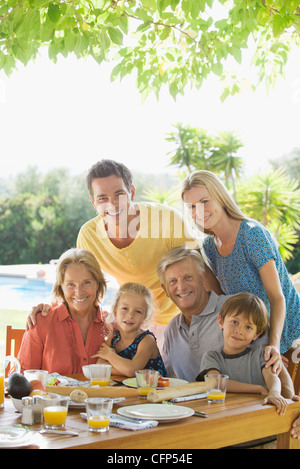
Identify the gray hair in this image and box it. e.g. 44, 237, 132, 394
157, 246, 205, 285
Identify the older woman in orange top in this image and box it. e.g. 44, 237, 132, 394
18, 248, 110, 375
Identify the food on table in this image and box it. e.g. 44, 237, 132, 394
7, 373, 31, 399
29, 379, 47, 396
158, 377, 170, 387
47, 376, 62, 386
70, 389, 88, 403
46, 384, 138, 398
147, 381, 206, 403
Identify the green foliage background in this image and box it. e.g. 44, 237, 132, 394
1, 0, 300, 100
0, 166, 178, 265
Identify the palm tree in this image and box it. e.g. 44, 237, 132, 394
165, 123, 212, 173
142, 187, 180, 207
209, 130, 244, 201
237, 169, 300, 261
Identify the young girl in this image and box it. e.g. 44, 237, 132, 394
92, 282, 167, 377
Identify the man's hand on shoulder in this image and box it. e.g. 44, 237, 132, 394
26, 304, 51, 330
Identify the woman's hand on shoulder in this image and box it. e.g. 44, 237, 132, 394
263, 345, 282, 375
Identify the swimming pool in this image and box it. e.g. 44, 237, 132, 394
0, 276, 116, 311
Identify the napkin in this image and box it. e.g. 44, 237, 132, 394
48, 373, 86, 386
169, 393, 206, 402
110, 414, 159, 431
80, 413, 159, 431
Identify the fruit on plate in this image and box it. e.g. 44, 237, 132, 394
7, 372, 31, 399
157, 377, 170, 387
29, 379, 47, 396
30, 389, 47, 397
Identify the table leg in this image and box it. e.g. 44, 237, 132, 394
277, 432, 300, 449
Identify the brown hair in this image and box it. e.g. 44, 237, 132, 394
219, 292, 269, 336
52, 248, 106, 305
86, 159, 133, 196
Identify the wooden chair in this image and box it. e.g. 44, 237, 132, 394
5, 325, 25, 377
284, 347, 300, 395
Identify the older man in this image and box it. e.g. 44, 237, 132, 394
157, 246, 300, 445
157, 246, 271, 382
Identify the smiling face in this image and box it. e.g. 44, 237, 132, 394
90, 175, 135, 228
114, 292, 148, 333
218, 311, 261, 354
182, 186, 225, 232
162, 257, 208, 322
61, 263, 98, 317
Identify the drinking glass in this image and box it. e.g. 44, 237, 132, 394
43, 396, 70, 429
204, 374, 229, 403
90, 364, 112, 386
135, 369, 159, 398
85, 398, 113, 433
24, 369, 48, 388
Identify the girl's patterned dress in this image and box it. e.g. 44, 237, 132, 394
111, 330, 167, 376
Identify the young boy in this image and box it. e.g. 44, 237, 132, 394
197, 292, 299, 415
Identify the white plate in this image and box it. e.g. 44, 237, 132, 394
122, 377, 188, 388
117, 404, 194, 422
69, 401, 86, 409
0, 426, 35, 448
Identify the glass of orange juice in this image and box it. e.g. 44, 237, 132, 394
204, 374, 229, 403
43, 396, 70, 429
0, 372, 4, 409
0, 341, 6, 408
85, 398, 113, 433
135, 369, 159, 398
90, 364, 112, 387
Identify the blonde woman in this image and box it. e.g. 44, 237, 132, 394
181, 170, 300, 363
18, 248, 110, 375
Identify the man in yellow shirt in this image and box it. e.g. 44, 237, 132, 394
27, 159, 197, 349
77, 159, 198, 347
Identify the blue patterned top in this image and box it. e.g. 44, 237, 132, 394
111, 330, 167, 376
202, 219, 300, 353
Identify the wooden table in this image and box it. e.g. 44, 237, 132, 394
1, 389, 299, 450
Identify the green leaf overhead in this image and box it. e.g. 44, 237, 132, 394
1, 0, 300, 99
48, 3, 61, 23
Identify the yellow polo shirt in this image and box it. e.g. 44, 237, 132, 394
77, 202, 197, 326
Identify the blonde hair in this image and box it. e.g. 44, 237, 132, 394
219, 292, 269, 336
110, 282, 154, 325
52, 248, 106, 305
157, 246, 205, 284
181, 170, 247, 235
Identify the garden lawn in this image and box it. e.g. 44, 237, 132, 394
0, 308, 27, 345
